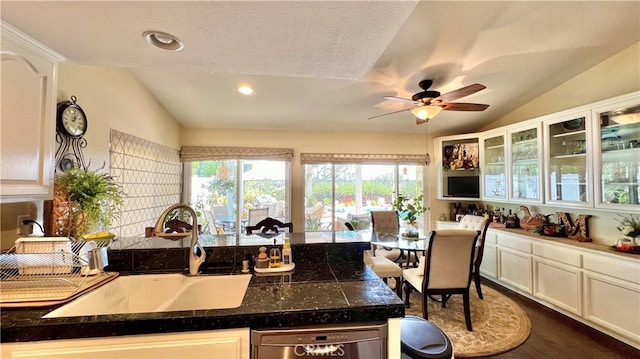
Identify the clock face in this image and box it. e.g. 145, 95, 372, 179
61, 106, 87, 136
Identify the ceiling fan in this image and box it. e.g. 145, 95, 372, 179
369, 80, 489, 125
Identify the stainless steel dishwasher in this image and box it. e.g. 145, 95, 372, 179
251, 322, 387, 358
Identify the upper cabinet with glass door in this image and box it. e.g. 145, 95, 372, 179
592, 93, 640, 211
543, 111, 592, 207
508, 123, 543, 203
480, 130, 507, 200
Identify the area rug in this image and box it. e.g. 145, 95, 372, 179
403, 285, 531, 357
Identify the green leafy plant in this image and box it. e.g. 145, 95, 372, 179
55, 167, 124, 237
392, 193, 425, 224
616, 213, 640, 238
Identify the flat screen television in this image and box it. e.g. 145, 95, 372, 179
446, 176, 480, 198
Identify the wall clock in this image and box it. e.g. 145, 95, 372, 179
55, 95, 88, 171
56, 95, 87, 137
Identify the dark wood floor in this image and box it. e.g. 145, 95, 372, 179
477, 279, 639, 359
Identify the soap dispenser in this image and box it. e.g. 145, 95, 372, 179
282, 238, 292, 265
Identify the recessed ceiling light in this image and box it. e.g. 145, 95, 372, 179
238, 85, 254, 95
142, 30, 184, 51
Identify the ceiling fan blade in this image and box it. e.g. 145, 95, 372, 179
438, 83, 486, 102
368, 108, 412, 120
442, 102, 489, 111
383, 96, 418, 104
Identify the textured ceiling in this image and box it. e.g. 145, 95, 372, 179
2, 1, 639, 135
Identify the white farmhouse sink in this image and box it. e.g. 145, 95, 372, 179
44, 273, 252, 318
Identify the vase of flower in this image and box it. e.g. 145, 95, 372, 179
615, 214, 640, 253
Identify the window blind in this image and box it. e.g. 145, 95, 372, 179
181, 146, 294, 162
300, 152, 427, 165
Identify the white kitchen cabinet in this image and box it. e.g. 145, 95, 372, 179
0, 328, 250, 359
543, 110, 593, 208
480, 129, 508, 200
532, 242, 582, 315
483, 227, 640, 349
507, 123, 543, 203
0, 23, 60, 202
496, 231, 533, 293
582, 253, 640, 346
591, 92, 640, 212
479, 228, 497, 279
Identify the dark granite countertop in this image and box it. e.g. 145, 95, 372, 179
1, 235, 405, 343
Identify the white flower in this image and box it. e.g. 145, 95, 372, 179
622, 225, 635, 236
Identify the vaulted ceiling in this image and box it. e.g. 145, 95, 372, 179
2, 1, 638, 135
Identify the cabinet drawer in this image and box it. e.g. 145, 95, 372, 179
583, 254, 640, 284
497, 233, 532, 253
532, 242, 582, 267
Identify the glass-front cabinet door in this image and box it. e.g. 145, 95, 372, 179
543, 112, 592, 207
480, 130, 507, 200
593, 95, 640, 211
508, 124, 542, 203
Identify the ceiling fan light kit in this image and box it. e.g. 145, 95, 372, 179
411, 105, 442, 120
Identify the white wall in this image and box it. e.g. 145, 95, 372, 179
57, 65, 183, 167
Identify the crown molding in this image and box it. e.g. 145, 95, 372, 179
1, 20, 65, 63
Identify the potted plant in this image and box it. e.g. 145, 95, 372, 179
392, 193, 425, 236
54, 167, 124, 238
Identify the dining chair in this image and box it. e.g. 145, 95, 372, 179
370, 210, 404, 263
245, 217, 293, 234
202, 209, 223, 234
248, 208, 269, 226
363, 249, 403, 298
451, 215, 491, 299
402, 229, 480, 331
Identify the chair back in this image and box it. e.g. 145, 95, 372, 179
245, 217, 293, 234
248, 208, 269, 226
202, 209, 217, 234
457, 215, 490, 266
211, 205, 228, 219
423, 229, 479, 290
371, 210, 400, 232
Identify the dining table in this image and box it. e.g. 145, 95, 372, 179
370, 230, 431, 268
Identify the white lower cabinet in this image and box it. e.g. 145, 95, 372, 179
1, 328, 250, 359
485, 228, 640, 349
496, 232, 533, 293
532, 243, 582, 315
532, 257, 582, 315
582, 254, 640, 346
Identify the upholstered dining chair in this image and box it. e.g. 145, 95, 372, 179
370, 210, 404, 263
245, 217, 293, 234
363, 249, 403, 298
403, 229, 480, 331
451, 215, 491, 299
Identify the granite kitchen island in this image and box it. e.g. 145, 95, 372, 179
1, 232, 405, 358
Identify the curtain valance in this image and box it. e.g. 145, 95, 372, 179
180, 146, 294, 162
300, 152, 427, 165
